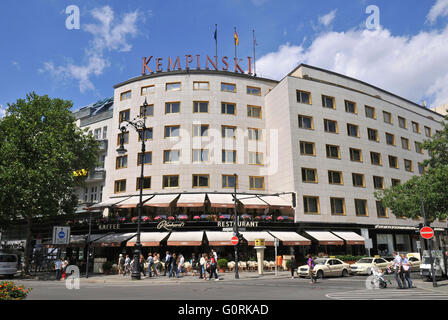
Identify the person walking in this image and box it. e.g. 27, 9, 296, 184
54, 257, 63, 281
163, 251, 171, 276
62, 257, 69, 280
124, 254, 131, 276
169, 253, 177, 278
209, 252, 219, 281
211, 249, 218, 274
147, 252, 154, 278
153, 253, 159, 277
190, 253, 198, 276
199, 253, 206, 279
401, 254, 414, 289
290, 256, 297, 279
392, 251, 404, 289
176, 254, 185, 278
118, 254, 125, 275
307, 254, 316, 284
139, 254, 146, 278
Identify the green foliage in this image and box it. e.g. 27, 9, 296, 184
0, 281, 32, 300
102, 261, 113, 272
217, 258, 228, 269
285, 260, 292, 269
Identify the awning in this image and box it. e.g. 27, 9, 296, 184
166, 231, 204, 246
304, 231, 344, 246
177, 193, 206, 207
43, 234, 107, 248
236, 195, 269, 209
240, 231, 275, 246
115, 195, 154, 208
331, 231, 365, 245
207, 194, 236, 208
91, 233, 136, 247
143, 194, 179, 207
86, 197, 131, 210
127, 232, 169, 247
205, 231, 234, 246
258, 195, 292, 209
268, 231, 311, 246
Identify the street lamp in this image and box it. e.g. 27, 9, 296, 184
117, 98, 150, 280
233, 173, 239, 279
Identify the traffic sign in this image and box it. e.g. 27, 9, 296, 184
53, 226, 70, 245
420, 226, 434, 240
231, 236, 239, 246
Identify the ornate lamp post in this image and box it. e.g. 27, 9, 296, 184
117, 98, 150, 280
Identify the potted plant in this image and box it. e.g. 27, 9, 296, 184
102, 261, 113, 275
131, 217, 138, 223
0, 281, 32, 300
218, 258, 228, 273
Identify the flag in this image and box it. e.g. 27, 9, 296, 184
234, 30, 239, 46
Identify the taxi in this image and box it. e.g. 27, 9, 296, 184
298, 258, 350, 279
349, 256, 393, 275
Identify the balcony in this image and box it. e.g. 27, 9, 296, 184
86, 169, 105, 182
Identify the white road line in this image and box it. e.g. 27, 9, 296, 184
326, 289, 448, 300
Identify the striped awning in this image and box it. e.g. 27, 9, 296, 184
236, 195, 269, 209
304, 231, 344, 246
115, 195, 155, 208
86, 197, 131, 210
258, 195, 292, 209
166, 231, 204, 246
176, 193, 206, 207
331, 231, 365, 245
143, 194, 179, 207
205, 231, 234, 246
240, 231, 275, 246
207, 194, 236, 208
126, 232, 169, 247
91, 233, 136, 247
268, 231, 311, 246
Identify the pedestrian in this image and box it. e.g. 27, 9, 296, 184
199, 253, 206, 279
190, 253, 198, 276
62, 257, 69, 280
307, 254, 316, 284
209, 252, 219, 281
392, 251, 404, 289
118, 254, 125, 275
169, 253, 177, 278
139, 254, 146, 277
124, 254, 131, 276
163, 251, 171, 276
401, 254, 414, 289
290, 256, 297, 279
147, 252, 154, 278
177, 254, 184, 278
54, 257, 63, 281
153, 253, 159, 276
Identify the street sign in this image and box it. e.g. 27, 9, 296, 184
420, 226, 434, 240
231, 236, 239, 246
53, 226, 70, 245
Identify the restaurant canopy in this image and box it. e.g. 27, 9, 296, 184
176, 193, 206, 207
236, 195, 269, 209
43, 234, 108, 248
240, 231, 276, 246
304, 231, 344, 246
166, 231, 204, 246
205, 231, 234, 246
268, 231, 311, 246
207, 194, 236, 208
86, 197, 131, 210
91, 233, 136, 247
258, 195, 292, 209
331, 231, 365, 245
115, 195, 154, 208
126, 232, 169, 247
143, 194, 179, 207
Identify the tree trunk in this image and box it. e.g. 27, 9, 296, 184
23, 217, 33, 275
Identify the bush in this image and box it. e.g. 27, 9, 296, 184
218, 258, 228, 269
102, 261, 113, 273
0, 281, 32, 300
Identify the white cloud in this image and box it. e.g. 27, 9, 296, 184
427, 0, 448, 24
318, 9, 337, 27
41, 6, 141, 93
256, 25, 448, 107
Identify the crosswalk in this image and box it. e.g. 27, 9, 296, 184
326, 288, 448, 300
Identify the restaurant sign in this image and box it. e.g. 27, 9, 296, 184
157, 220, 186, 231
99, 224, 120, 230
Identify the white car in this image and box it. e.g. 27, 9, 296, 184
298, 258, 350, 279
349, 257, 393, 275
0, 252, 18, 278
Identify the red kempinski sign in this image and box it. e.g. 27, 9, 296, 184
231, 236, 239, 246
420, 226, 434, 240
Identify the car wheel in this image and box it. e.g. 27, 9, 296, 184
317, 270, 324, 279
342, 269, 349, 277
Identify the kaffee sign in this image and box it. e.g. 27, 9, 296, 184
142, 55, 254, 75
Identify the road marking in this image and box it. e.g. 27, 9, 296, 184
326, 288, 448, 300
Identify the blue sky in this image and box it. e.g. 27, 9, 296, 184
1, 0, 448, 114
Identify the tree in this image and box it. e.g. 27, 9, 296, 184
375, 116, 448, 223
0, 92, 99, 274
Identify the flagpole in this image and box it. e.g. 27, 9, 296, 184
215, 24, 218, 64
253, 29, 256, 77
234, 27, 237, 62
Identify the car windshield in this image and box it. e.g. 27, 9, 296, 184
314, 259, 327, 265
357, 258, 373, 264
0, 255, 17, 263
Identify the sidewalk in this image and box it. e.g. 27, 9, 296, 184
411, 278, 448, 294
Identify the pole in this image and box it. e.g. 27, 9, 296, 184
253, 29, 256, 77
274, 238, 278, 276
85, 211, 92, 278
215, 24, 218, 65
421, 193, 437, 287
234, 27, 237, 63
233, 173, 239, 279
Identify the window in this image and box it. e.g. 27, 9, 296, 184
301, 168, 318, 183
165, 102, 180, 114
328, 171, 343, 185
141, 85, 154, 95
401, 137, 410, 150
412, 121, 420, 133
193, 101, 209, 113
398, 116, 407, 129
383, 111, 392, 124
404, 159, 413, 172
365, 106, 376, 119
138, 151, 152, 165
222, 150, 237, 163
166, 82, 181, 91
163, 150, 180, 163
221, 82, 236, 92
138, 128, 153, 141
385, 133, 395, 146
388, 155, 399, 169
345, 100, 357, 114
424, 126, 432, 137
120, 90, 131, 101
370, 152, 382, 166
94, 128, 101, 140
391, 179, 401, 187
367, 128, 379, 142
349, 148, 362, 162
116, 156, 128, 169
136, 177, 151, 190
222, 102, 236, 115
347, 124, 359, 137
298, 115, 314, 129
102, 126, 107, 140
322, 95, 335, 109
193, 81, 209, 90
192, 174, 209, 188
247, 105, 262, 118
163, 175, 179, 188
303, 196, 320, 214
352, 173, 365, 187
248, 152, 264, 165
300, 141, 315, 156
114, 180, 126, 193
373, 176, 385, 189
355, 199, 368, 217
249, 176, 265, 190
222, 125, 236, 139
376, 201, 388, 218
296, 90, 311, 104
324, 119, 338, 133
247, 86, 261, 96
192, 149, 209, 163
418, 163, 426, 175
222, 175, 238, 188
165, 125, 180, 138
193, 124, 209, 137
415, 141, 423, 154
248, 128, 262, 141
119, 109, 130, 123
330, 198, 345, 215
140, 104, 154, 117
326, 144, 340, 159
117, 131, 129, 146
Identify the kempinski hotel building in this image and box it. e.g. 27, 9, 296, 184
60, 63, 448, 262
